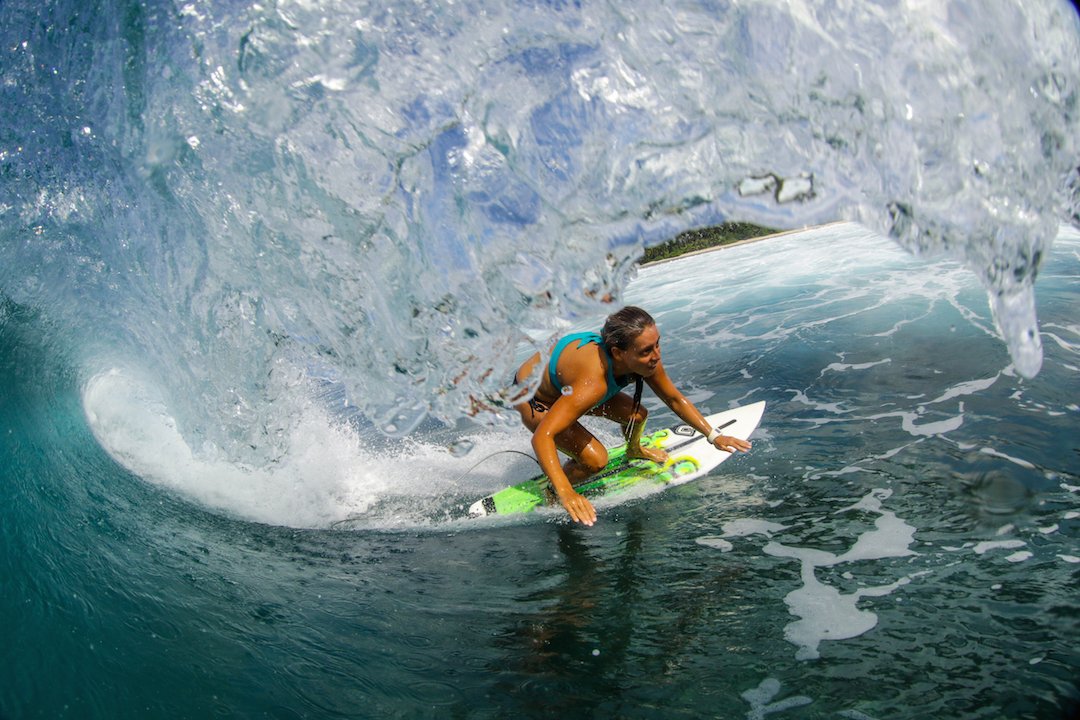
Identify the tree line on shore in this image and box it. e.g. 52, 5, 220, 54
641, 221, 775, 264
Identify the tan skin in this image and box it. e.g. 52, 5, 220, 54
514, 323, 752, 525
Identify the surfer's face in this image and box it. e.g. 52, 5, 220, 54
622, 324, 661, 376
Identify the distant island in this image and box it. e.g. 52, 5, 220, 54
641, 221, 776, 264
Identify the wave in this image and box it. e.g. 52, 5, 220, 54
1, 0, 1078, 470
72, 222, 1080, 527
80, 366, 547, 528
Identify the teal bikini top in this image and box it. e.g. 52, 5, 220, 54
548, 332, 631, 407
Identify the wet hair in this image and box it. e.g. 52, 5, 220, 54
601, 306, 656, 350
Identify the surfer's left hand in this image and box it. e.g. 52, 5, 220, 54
713, 435, 751, 453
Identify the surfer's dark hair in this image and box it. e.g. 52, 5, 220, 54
602, 306, 656, 350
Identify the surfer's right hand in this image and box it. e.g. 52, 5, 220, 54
558, 489, 597, 526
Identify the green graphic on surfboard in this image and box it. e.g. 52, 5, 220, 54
468, 401, 765, 518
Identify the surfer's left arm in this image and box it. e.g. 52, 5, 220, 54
645, 364, 752, 453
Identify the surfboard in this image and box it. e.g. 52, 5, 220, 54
468, 400, 765, 518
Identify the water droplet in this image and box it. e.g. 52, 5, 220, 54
449, 439, 475, 457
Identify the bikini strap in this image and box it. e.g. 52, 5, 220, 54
547, 332, 603, 393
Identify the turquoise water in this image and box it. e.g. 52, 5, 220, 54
3, 225, 1079, 718
2, 0, 1079, 717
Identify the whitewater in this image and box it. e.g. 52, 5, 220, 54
1, 0, 1079, 717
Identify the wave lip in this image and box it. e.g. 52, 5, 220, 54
989, 285, 1043, 378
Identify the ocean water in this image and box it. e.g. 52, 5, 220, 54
2, 0, 1079, 718
4, 223, 1079, 718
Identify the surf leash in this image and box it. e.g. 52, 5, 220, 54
448, 449, 541, 487
623, 375, 645, 442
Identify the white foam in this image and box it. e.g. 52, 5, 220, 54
768, 554, 911, 661
927, 375, 1000, 404
720, 519, 789, 538
978, 447, 1037, 470
813, 443, 921, 479
695, 537, 734, 552
833, 491, 918, 564
83, 369, 391, 527
761, 489, 918, 660
973, 540, 1026, 555
821, 358, 891, 374
809, 464, 867, 479
899, 411, 964, 437
742, 678, 812, 719
82, 368, 524, 529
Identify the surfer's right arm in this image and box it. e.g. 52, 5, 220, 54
530, 390, 601, 527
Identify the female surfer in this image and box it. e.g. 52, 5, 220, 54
514, 306, 752, 526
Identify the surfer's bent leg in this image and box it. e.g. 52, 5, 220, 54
514, 393, 608, 484
594, 393, 667, 464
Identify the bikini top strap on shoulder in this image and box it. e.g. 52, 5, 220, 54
547, 332, 603, 393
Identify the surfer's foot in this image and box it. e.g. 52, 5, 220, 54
628, 444, 668, 464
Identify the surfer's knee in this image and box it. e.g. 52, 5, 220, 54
577, 443, 608, 474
